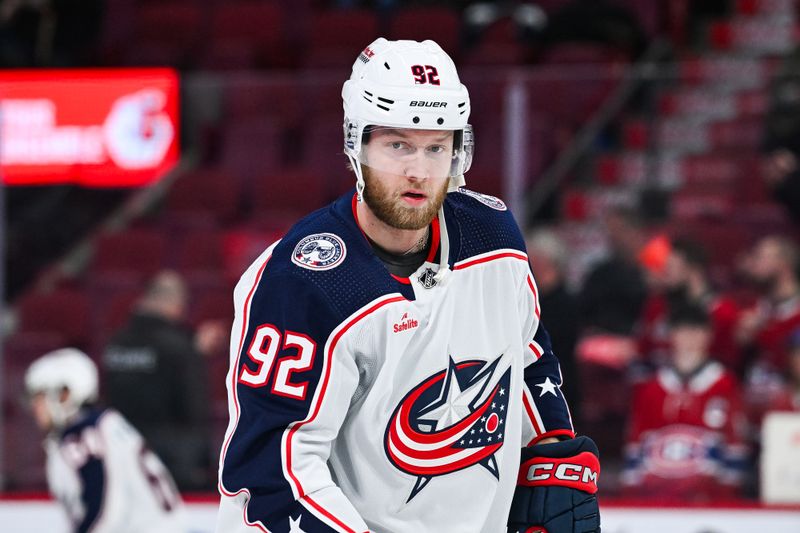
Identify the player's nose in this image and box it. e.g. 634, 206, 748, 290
402, 154, 431, 181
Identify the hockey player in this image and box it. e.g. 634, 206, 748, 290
217, 38, 600, 533
25, 348, 187, 533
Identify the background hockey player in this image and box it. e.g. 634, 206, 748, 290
25, 348, 187, 533
217, 38, 600, 533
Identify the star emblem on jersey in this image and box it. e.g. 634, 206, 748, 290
384, 356, 511, 502
291, 233, 346, 271
536, 377, 558, 397
288, 515, 306, 533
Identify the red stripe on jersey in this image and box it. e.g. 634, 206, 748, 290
453, 250, 528, 270
527, 275, 540, 319
528, 342, 543, 360
523, 390, 544, 436
391, 274, 412, 284
219, 253, 272, 500
285, 294, 407, 533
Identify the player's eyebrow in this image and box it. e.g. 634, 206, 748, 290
379, 128, 453, 142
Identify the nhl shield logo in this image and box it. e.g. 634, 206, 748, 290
458, 187, 507, 211
384, 357, 511, 501
418, 267, 438, 289
292, 233, 346, 271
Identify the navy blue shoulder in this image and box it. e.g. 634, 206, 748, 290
258, 193, 401, 322
61, 407, 107, 440
445, 188, 526, 263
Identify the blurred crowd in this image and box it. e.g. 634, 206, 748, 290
528, 217, 800, 501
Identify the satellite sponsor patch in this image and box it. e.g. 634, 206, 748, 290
458, 188, 507, 211
292, 233, 346, 271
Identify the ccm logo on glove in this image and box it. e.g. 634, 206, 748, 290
518, 452, 600, 494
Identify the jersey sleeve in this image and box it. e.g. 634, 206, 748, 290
74, 454, 105, 533
218, 253, 369, 533
518, 269, 575, 446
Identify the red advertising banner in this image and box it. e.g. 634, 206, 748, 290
0, 68, 179, 187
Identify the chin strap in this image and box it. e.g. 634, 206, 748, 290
433, 204, 451, 285
448, 173, 466, 192
349, 155, 365, 202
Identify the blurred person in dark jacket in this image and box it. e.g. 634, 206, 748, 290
526, 227, 581, 425
762, 46, 800, 224
103, 270, 225, 491
578, 206, 649, 336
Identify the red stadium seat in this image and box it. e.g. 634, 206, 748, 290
15, 289, 91, 348
253, 167, 327, 215
90, 229, 167, 282
166, 168, 240, 224
305, 10, 380, 68
388, 7, 462, 57
224, 82, 303, 128
219, 117, 283, 184
128, 2, 204, 67
208, 1, 290, 68
175, 228, 225, 278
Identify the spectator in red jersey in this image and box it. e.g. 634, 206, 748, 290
736, 235, 800, 373
639, 237, 743, 374
621, 304, 748, 502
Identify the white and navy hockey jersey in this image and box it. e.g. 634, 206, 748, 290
217, 189, 575, 533
45, 407, 186, 533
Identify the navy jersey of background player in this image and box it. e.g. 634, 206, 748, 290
217, 187, 574, 533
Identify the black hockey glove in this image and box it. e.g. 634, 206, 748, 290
507, 436, 601, 533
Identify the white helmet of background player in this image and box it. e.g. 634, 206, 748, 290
342, 38, 474, 200
25, 348, 99, 429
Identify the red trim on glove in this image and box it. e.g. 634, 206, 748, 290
526, 429, 575, 447
517, 451, 600, 494
525, 528, 549, 533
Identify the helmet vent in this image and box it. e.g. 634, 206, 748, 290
377, 96, 394, 104
384, 62, 391, 70
376, 103, 390, 112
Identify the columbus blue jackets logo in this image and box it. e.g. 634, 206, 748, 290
292, 233, 346, 271
458, 188, 507, 211
385, 357, 511, 501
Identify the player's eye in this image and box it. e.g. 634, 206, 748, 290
387, 141, 414, 155
427, 144, 447, 154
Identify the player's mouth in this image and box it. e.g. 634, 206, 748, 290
401, 190, 428, 206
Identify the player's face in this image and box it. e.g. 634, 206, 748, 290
670, 324, 711, 357
663, 252, 690, 291
361, 128, 453, 230
749, 238, 782, 285
30, 392, 54, 431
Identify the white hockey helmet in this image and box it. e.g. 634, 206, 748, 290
342, 38, 473, 199
25, 348, 99, 428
